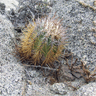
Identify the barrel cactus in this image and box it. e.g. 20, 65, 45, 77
17, 16, 67, 67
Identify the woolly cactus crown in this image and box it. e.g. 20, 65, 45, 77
35, 16, 66, 43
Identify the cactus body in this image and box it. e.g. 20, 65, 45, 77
17, 16, 66, 67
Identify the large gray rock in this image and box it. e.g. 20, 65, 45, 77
0, 14, 25, 96
74, 82, 96, 96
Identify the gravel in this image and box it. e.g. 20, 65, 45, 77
50, 0, 96, 70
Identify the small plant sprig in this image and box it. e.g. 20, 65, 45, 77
16, 15, 67, 68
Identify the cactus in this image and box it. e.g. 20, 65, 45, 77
17, 16, 67, 67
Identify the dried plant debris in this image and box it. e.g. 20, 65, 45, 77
76, 0, 96, 11
60, 51, 96, 83
80, 62, 96, 83
14, 47, 96, 88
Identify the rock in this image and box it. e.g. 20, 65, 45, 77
50, 83, 68, 95
74, 82, 96, 96
71, 78, 85, 89
0, 0, 19, 11
0, 13, 25, 96
0, 3, 5, 14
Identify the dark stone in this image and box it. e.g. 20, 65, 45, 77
0, 3, 5, 14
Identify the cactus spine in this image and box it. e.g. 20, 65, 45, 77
17, 16, 66, 67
